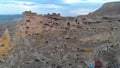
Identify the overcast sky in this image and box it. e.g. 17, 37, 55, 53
0, 0, 120, 16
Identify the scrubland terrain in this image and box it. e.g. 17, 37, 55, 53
0, 2, 120, 68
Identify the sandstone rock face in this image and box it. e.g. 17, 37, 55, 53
17, 11, 83, 37
18, 11, 64, 37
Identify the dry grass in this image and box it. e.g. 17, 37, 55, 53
0, 33, 14, 61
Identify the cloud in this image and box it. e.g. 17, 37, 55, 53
62, 0, 120, 4
0, 0, 63, 14
63, 0, 81, 4
1, 1, 63, 8
70, 8, 96, 16
1, 1, 35, 6
35, 4, 63, 8
0, 3, 34, 14
0, 1, 37, 14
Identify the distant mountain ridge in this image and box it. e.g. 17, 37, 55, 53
88, 2, 120, 16
0, 14, 22, 23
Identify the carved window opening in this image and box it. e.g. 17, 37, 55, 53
110, 45, 114, 48
82, 18, 86, 20
28, 34, 31, 36
26, 26, 29, 29
67, 22, 70, 26
51, 64, 56, 67
34, 59, 40, 62
73, 25, 75, 26
26, 20, 30, 22
69, 63, 72, 66
50, 25, 53, 27
55, 19, 57, 21
56, 23, 58, 25
75, 19, 78, 22
45, 23, 49, 26
45, 41, 48, 44
50, 21, 52, 23
118, 20, 120, 22
65, 27, 69, 30
40, 21, 42, 23
42, 59, 44, 61
46, 62, 49, 64
0, 44, 5, 47
57, 66, 62, 68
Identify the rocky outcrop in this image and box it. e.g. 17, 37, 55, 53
17, 11, 83, 37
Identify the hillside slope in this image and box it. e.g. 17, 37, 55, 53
88, 2, 120, 16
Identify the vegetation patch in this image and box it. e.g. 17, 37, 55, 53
0, 29, 15, 61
